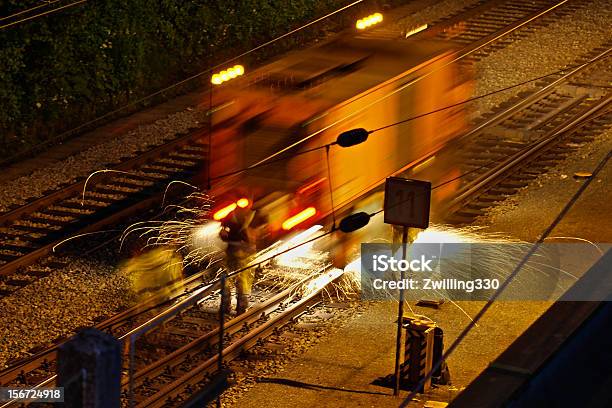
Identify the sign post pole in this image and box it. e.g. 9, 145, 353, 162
383, 177, 431, 396
393, 226, 409, 396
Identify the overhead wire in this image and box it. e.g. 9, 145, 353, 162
195, 51, 610, 188
4, 0, 606, 178
7, 0, 606, 176
209, 144, 332, 182
0, 0, 86, 30
400, 147, 612, 407
81, 48, 611, 244
0, 0, 61, 22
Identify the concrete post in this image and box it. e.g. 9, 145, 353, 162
57, 328, 121, 408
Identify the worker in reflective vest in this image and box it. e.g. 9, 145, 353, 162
219, 202, 256, 315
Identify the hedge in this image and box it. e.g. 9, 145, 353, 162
0, 0, 377, 159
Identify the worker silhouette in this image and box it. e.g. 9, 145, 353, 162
219, 199, 256, 315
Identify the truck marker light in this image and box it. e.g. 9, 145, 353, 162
236, 198, 250, 208
282, 207, 317, 230
213, 203, 237, 220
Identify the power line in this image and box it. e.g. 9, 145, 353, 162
0, 0, 86, 30
399, 148, 612, 407
215, 51, 609, 194
251, 50, 611, 169
0, 0, 61, 22
369, 54, 611, 134
367, 105, 608, 220
8, 1, 604, 175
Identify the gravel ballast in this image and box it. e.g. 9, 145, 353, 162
389, 0, 484, 33
0, 258, 134, 368
476, 126, 612, 240
0, 108, 207, 213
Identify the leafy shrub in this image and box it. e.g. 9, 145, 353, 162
1, 0, 375, 158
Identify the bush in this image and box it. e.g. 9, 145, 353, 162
0, 0, 371, 158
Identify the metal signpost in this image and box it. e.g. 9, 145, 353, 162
383, 177, 431, 396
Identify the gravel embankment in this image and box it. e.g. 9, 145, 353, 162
0, 257, 134, 368
0, 108, 207, 213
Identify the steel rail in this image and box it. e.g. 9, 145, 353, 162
0, 280, 220, 407
0, 131, 208, 278
0, 268, 216, 388
122, 272, 319, 391
449, 96, 611, 210
455, 47, 611, 143
136, 269, 344, 408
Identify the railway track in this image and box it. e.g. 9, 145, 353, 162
423, 0, 586, 63
0, 247, 341, 408
0, 0, 583, 296
126, 268, 341, 408
365, 0, 582, 52
444, 44, 611, 224
0, 130, 209, 294
0, 265, 219, 390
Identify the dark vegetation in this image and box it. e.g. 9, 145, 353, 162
0, 0, 381, 160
